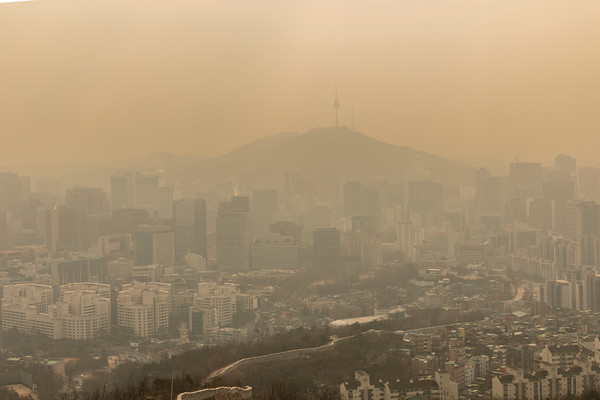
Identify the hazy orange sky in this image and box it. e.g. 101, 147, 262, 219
1, 0, 600, 166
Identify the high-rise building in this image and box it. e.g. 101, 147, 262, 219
66, 186, 110, 216
408, 181, 443, 226
251, 189, 277, 234
475, 168, 506, 216
567, 199, 599, 243
216, 196, 254, 271
112, 208, 149, 235
510, 162, 542, 197
45, 207, 84, 253
84, 213, 112, 250
111, 172, 137, 209
343, 181, 383, 217
579, 168, 600, 202
504, 197, 527, 224
343, 181, 362, 217
51, 255, 107, 286
528, 197, 554, 232
193, 282, 237, 326
0, 211, 8, 251
269, 221, 302, 245
135, 174, 159, 209
555, 154, 576, 175
111, 172, 160, 211
174, 199, 207, 259
0, 172, 30, 212
117, 281, 171, 338
542, 181, 575, 234
312, 228, 341, 269
158, 187, 174, 220
397, 220, 415, 261
135, 224, 175, 266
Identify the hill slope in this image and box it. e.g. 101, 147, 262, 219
199, 126, 470, 181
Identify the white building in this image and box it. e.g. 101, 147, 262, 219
184, 252, 206, 271
194, 282, 237, 326
2, 283, 110, 340
117, 281, 171, 338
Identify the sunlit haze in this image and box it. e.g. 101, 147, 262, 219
2, 0, 600, 166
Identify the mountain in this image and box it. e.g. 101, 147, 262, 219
195, 126, 471, 182
25, 127, 472, 189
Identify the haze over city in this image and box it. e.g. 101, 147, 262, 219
2, 0, 600, 166
5, 2, 600, 400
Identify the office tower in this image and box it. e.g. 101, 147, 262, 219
314, 169, 341, 202
0, 172, 30, 212
135, 224, 175, 266
174, 199, 207, 259
112, 208, 149, 235
117, 281, 171, 338
45, 206, 84, 253
285, 171, 315, 197
542, 181, 575, 234
545, 280, 572, 309
269, 221, 302, 244
111, 172, 160, 210
51, 255, 107, 286
581, 236, 600, 268
555, 154, 576, 175
504, 197, 526, 224
158, 187, 174, 220
397, 220, 415, 261
351, 214, 381, 268
408, 181, 443, 227
135, 174, 159, 208
579, 168, 600, 202
65, 187, 109, 251
510, 162, 542, 197
216, 196, 254, 271
352, 215, 379, 238
343, 181, 362, 216
66, 186, 110, 216
529, 197, 554, 232
508, 222, 542, 255
343, 181, 384, 217
475, 168, 506, 216
0, 211, 8, 251
251, 189, 277, 234
566, 199, 599, 243
312, 227, 341, 269
111, 172, 136, 209
84, 213, 112, 250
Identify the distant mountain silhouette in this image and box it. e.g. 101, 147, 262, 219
196, 126, 470, 181
35, 126, 471, 189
